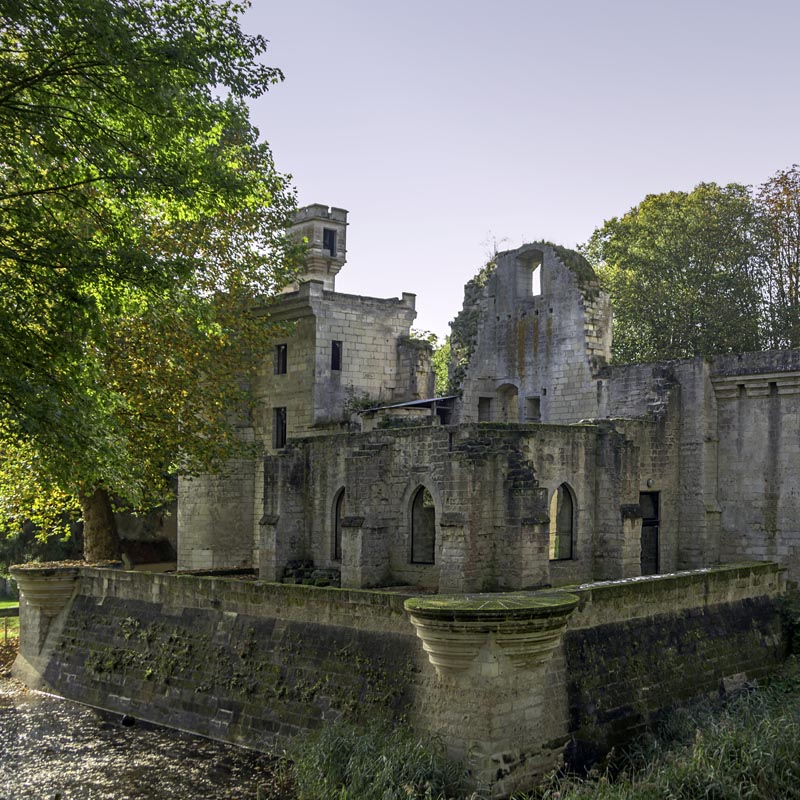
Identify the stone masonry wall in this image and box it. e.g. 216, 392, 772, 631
311, 289, 420, 421
712, 351, 800, 582
41, 570, 421, 750
15, 563, 786, 799
456, 243, 611, 427
255, 282, 420, 445
262, 423, 615, 592
560, 563, 786, 769
177, 456, 257, 572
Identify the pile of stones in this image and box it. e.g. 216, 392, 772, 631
281, 560, 341, 587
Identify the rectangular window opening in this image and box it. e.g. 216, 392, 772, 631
274, 343, 287, 375
331, 340, 342, 371
273, 407, 287, 449
639, 491, 659, 575
531, 264, 541, 296
478, 397, 493, 422
323, 228, 337, 257
526, 396, 541, 422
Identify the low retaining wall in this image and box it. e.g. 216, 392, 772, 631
14, 562, 786, 798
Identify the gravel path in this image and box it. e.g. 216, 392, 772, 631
0, 676, 295, 800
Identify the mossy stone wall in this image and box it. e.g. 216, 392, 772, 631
16, 562, 787, 798
561, 563, 786, 769
41, 570, 419, 749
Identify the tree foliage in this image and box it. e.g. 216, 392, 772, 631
584, 183, 763, 363
410, 330, 450, 396
0, 0, 301, 558
757, 165, 800, 349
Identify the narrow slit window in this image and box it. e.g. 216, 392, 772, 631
331, 340, 342, 371
333, 488, 345, 562
273, 407, 287, 449
274, 343, 287, 375
531, 264, 541, 296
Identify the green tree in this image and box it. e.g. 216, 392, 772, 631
432, 336, 451, 396
584, 183, 763, 363
757, 165, 800, 349
0, 0, 301, 560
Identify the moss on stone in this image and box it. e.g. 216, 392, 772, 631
404, 591, 579, 621
449, 260, 496, 393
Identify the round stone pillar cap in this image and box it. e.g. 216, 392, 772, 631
404, 591, 579, 678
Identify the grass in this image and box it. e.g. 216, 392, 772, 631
289, 720, 468, 800
285, 658, 800, 800
519, 657, 800, 800
0, 599, 19, 642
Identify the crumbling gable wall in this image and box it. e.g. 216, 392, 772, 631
452, 243, 611, 426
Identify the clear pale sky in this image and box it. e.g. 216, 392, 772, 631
242, 0, 800, 339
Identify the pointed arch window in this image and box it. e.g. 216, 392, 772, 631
333, 488, 346, 562
549, 483, 575, 560
411, 487, 436, 564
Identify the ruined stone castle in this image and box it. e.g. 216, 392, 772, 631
177, 204, 800, 591
17, 203, 798, 798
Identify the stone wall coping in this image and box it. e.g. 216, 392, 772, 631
74, 561, 783, 639
557, 561, 785, 629
563, 561, 783, 595
76, 567, 413, 632
405, 591, 579, 622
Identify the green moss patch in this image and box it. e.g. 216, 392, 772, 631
404, 591, 579, 622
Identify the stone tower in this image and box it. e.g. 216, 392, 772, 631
285, 204, 348, 291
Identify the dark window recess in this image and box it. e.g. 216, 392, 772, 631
333, 489, 345, 562
478, 397, 493, 422
274, 344, 287, 375
331, 340, 342, 371
640, 491, 659, 575
323, 228, 337, 257
273, 407, 287, 449
411, 487, 436, 564
526, 396, 541, 422
549, 484, 574, 560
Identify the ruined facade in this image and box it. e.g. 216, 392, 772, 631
15, 204, 800, 798
178, 205, 800, 589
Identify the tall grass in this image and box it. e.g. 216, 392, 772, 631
289, 720, 468, 800
287, 658, 800, 800
526, 658, 800, 800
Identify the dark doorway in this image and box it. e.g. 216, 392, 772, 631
411, 487, 436, 564
639, 491, 659, 575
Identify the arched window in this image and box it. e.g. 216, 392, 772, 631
411, 486, 436, 564
333, 488, 346, 562
549, 483, 575, 560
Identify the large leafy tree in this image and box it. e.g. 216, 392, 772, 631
757, 165, 800, 349
0, 0, 301, 559
584, 183, 763, 363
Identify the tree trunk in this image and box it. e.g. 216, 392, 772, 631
80, 487, 122, 562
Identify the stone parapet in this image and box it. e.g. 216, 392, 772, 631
12, 562, 787, 799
